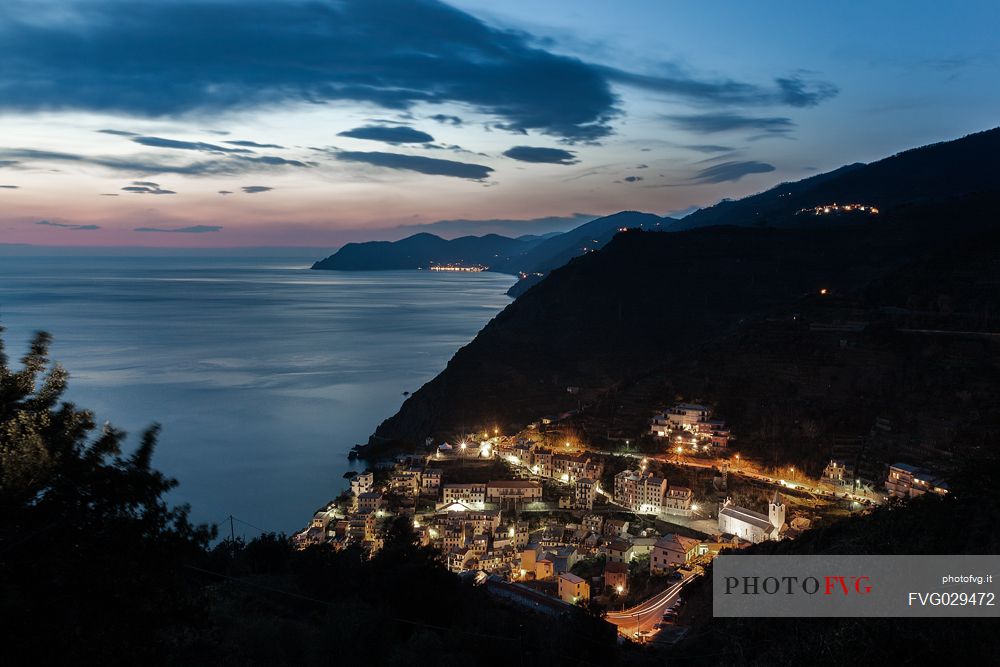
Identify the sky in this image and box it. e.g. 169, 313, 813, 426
0, 0, 997, 248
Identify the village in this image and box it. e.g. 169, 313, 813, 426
296, 402, 950, 643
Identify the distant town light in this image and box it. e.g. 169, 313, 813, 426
692, 504, 699, 511
820, 288, 829, 295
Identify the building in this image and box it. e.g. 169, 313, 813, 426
603, 518, 629, 538
607, 538, 634, 564
356, 491, 384, 513
604, 561, 629, 593
575, 477, 596, 510
390, 469, 421, 496
650, 534, 701, 572
636, 474, 668, 514
553, 453, 604, 484
665, 403, 711, 429
442, 483, 487, 507
536, 558, 555, 580
822, 460, 851, 487
663, 485, 693, 513
350, 472, 374, 497
486, 480, 542, 504
421, 468, 443, 494
614, 470, 692, 515
558, 572, 590, 604
718, 492, 785, 543
582, 514, 603, 534
885, 463, 949, 499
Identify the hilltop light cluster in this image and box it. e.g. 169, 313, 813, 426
796, 203, 880, 216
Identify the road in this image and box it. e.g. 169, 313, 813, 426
605, 570, 696, 639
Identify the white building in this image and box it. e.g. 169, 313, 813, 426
665, 403, 711, 429
650, 534, 701, 572
718, 491, 785, 543
442, 483, 487, 507
350, 472, 374, 497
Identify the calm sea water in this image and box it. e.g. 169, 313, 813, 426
0, 255, 514, 534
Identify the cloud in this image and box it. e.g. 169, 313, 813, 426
0, 184, 18, 189
224, 140, 286, 149
241, 185, 273, 193
0, 0, 620, 141
0, 147, 314, 176
334, 150, 493, 180
622, 175, 643, 183
97, 129, 138, 136
134, 225, 223, 233
338, 125, 434, 144
690, 160, 775, 183
430, 114, 463, 126
398, 213, 596, 238
502, 146, 578, 165
131, 136, 253, 154
604, 68, 837, 107
665, 113, 795, 135
680, 143, 735, 153
122, 180, 176, 194
218, 190, 233, 195
35, 219, 100, 230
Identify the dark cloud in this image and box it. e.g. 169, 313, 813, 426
399, 213, 595, 237
430, 114, 463, 126
665, 113, 795, 135
335, 150, 493, 180
0, 147, 314, 176
775, 76, 839, 107
122, 180, 176, 194
0, 184, 18, 189
131, 136, 253, 154
242, 186, 273, 193
690, 160, 775, 183
0, 0, 620, 141
97, 129, 138, 136
635, 164, 648, 169
35, 219, 100, 230
338, 125, 434, 144
224, 140, 286, 149
680, 143, 735, 153
134, 225, 223, 233
218, 190, 233, 195
502, 146, 578, 165
99, 193, 119, 196
604, 68, 837, 107
623, 176, 643, 183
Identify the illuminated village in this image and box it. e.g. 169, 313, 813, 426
297, 401, 946, 643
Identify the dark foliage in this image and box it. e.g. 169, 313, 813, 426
0, 329, 215, 664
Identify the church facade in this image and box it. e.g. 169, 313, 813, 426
718, 491, 786, 543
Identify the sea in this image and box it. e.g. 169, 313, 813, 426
0, 253, 515, 535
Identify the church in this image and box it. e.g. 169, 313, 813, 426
718, 491, 786, 543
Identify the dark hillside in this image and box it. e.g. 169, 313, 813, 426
672, 127, 1000, 230
371, 191, 1000, 449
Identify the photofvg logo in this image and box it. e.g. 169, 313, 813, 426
713, 555, 1000, 617
723, 574, 872, 596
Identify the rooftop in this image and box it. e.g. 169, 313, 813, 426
487, 480, 542, 489
720, 504, 775, 533
559, 572, 585, 584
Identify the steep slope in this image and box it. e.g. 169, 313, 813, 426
500, 211, 670, 296
369, 189, 1000, 446
672, 127, 1000, 230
